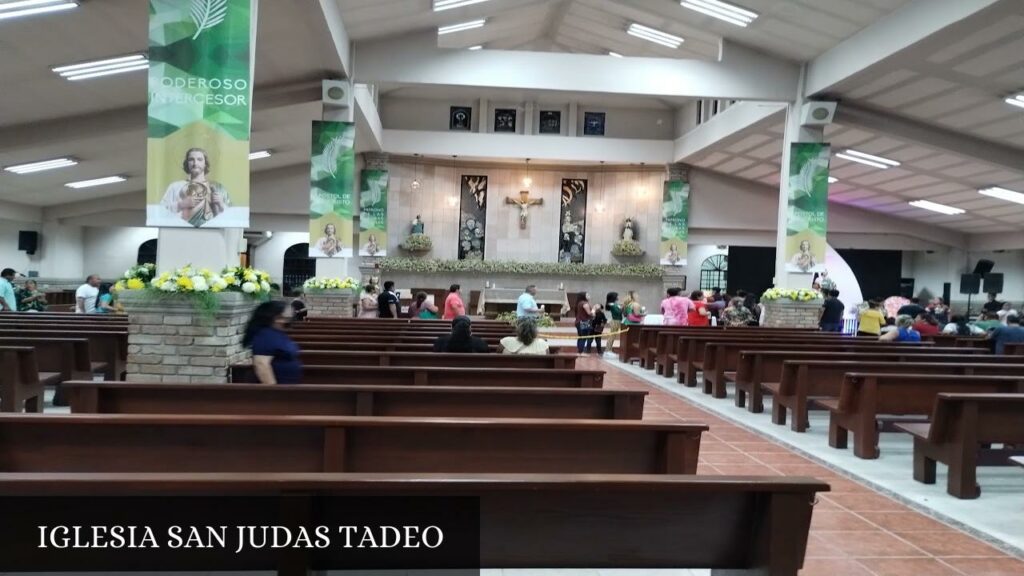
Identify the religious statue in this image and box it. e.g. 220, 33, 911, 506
789, 239, 817, 273
313, 223, 343, 257
664, 243, 681, 265
505, 190, 543, 229
160, 147, 229, 228
411, 214, 425, 235
362, 233, 379, 257
622, 218, 635, 241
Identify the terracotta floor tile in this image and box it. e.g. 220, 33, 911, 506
749, 451, 816, 466
798, 557, 873, 575
769, 463, 845, 479
821, 492, 905, 512
711, 463, 782, 476
811, 510, 877, 531
894, 531, 1008, 558
698, 451, 760, 464
805, 534, 848, 558
697, 441, 741, 453
855, 557, 964, 576
858, 511, 954, 533
813, 531, 927, 558
941, 557, 1024, 575
728, 441, 795, 453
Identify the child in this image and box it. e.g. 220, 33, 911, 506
591, 304, 607, 355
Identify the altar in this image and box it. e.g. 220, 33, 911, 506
477, 287, 570, 318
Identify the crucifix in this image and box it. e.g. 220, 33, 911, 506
506, 189, 543, 229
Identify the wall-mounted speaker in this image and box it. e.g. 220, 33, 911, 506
800, 101, 837, 126
959, 273, 980, 295
973, 259, 995, 276
18, 231, 38, 255
322, 80, 352, 109
983, 273, 1004, 294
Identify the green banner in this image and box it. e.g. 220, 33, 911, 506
660, 180, 689, 266
359, 169, 389, 257
309, 121, 355, 258
146, 0, 255, 229
785, 142, 832, 274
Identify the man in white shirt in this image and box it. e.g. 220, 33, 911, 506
516, 285, 541, 318
0, 268, 17, 312
75, 274, 101, 314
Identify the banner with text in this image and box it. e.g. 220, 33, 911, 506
660, 179, 690, 266
146, 0, 255, 229
309, 121, 355, 258
785, 142, 831, 274
559, 179, 588, 264
359, 170, 389, 257
458, 175, 488, 260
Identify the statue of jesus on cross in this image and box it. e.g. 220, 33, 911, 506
506, 190, 543, 229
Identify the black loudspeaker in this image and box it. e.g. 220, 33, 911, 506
983, 273, 1004, 294
17, 231, 38, 255
942, 283, 951, 306
899, 278, 915, 299
973, 259, 995, 276
959, 274, 981, 295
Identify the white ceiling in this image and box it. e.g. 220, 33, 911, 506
379, 83, 691, 109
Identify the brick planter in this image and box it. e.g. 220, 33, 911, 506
119, 291, 257, 383
304, 290, 355, 317
762, 298, 821, 328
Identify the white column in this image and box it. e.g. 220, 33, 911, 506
317, 85, 357, 279
567, 102, 579, 137
774, 64, 825, 288
157, 228, 243, 272
478, 98, 489, 133
523, 102, 535, 135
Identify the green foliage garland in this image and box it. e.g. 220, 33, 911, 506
378, 258, 663, 278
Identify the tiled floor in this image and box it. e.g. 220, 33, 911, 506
585, 355, 1024, 576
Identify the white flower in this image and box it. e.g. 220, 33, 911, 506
241, 282, 257, 294
260, 280, 271, 292
191, 276, 209, 292
214, 279, 228, 290
160, 281, 177, 292
124, 269, 132, 279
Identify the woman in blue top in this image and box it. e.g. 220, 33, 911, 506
94, 283, 116, 313
879, 315, 921, 343
243, 300, 302, 384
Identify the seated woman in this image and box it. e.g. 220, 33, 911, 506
94, 283, 116, 314
16, 279, 47, 312
942, 315, 984, 335
432, 316, 489, 353
880, 315, 921, 342
243, 301, 302, 384
408, 291, 440, 320
499, 318, 550, 355
911, 312, 940, 337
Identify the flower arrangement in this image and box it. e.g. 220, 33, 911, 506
611, 239, 644, 257
761, 288, 821, 302
303, 277, 359, 292
378, 258, 663, 278
400, 233, 433, 253
115, 263, 156, 291
115, 265, 272, 314
495, 311, 556, 328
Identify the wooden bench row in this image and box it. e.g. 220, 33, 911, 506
231, 365, 603, 388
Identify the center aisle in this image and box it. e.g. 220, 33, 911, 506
584, 356, 1024, 576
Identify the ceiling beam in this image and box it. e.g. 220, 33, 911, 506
804, 0, 1003, 97
835, 103, 1024, 176
318, 0, 353, 79
673, 102, 786, 163
353, 31, 800, 101
354, 84, 384, 153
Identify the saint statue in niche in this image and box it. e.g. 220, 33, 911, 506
411, 214, 425, 235
622, 218, 635, 241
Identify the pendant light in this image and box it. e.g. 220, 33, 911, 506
410, 153, 422, 191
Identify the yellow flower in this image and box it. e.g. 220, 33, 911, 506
177, 276, 194, 290
112, 281, 125, 292
126, 278, 144, 290
210, 284, 223, 293
243, 272, 257, 282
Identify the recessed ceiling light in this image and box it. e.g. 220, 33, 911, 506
827, 176, 838, 184
4, 157, 78, 174
979, 186, 1024, 205
53, 54, 148, 81
0, 0, 77, 21
432, 0, 490, 11
467, 45, 483, 50
627, 23, 683, 49
680, 0, 758, 27
909, 200, 964, 215
608, 51, 623, 58
248, 150, 272, 161
65, 175, 126, 189
835, 149, 900, 169
1006, 94, 1024, 110
438, 19, 485, 35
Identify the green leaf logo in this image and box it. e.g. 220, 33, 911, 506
190, 0, 228, 40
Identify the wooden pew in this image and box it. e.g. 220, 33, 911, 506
822, 373, 1024, 459
0, 337, 100, 406
0, 414, 705, 474
0, 329, 124, 380
1006, 342, 1024, 356
897, 393, 1024, 499
230, 365, 604, 388
0, 473, 829, 576
295, 350, 576, 369
291, 334, 504, 347
928, 334, 989, 349
766, 360, 1024, 433
0, 347, 48, 413
653, 328, 813, 376
732, 350, 1007, 413
65, 381, 646, 420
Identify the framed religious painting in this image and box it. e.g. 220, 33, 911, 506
583, 111, 606, 136
494, 108, 516, 133
539, 110, 561, 134
449, 106, 472, 131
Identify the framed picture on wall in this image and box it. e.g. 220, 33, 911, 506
494, 108, 517, 133
449, 106, 472, 131
583, 112, 606, 136
539, 110, 561, 134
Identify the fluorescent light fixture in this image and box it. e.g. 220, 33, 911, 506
979, 186, 1024, 205
627, 23, 683, 49
467, 45, 483, 50
835, 149, 900, 169
1006, 95, 1024, 110
248, 150, 272, 161
680, 0, 758, 27
433, 0, 490, 11
0, 0, 76, 21
64, 175, 126, 189
53, 54, 148, 81
827, 176, 838, 184
608, 51, 623, 58
4, 157, 77, 174
438, 19, 485, 35
909, 200, 964, 215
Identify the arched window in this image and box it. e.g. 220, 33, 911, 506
282, 243, 315, 295
700, 254, 728, 292
137, 239, 158, 265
